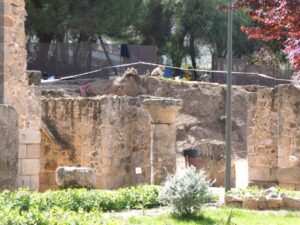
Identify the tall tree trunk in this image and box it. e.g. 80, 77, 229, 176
189, 33, 197, 80
73, 33, 87, 70
36, 33, 54, 72
99, 35, 118, 75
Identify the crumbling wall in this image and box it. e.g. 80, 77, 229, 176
276, 86, 300, 189
0, 0, 41, 190
0, 105, 18, 189
247, 88, 278, 186
42, 76, 253, 188
248, 85, 300, 190
43, 76, 300, 189
40, 96, 151, 190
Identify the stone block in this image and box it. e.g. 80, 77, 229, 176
18, 160, 22, 175
56, 167, 95, 189
248, 154, 276, 167
143, 98, 183, 124
243, 196, 267, 210
26, 144, 40, 159
21, 159, 40, 175
30, 175, 39, 190
282, 197, 300, 209
20, 129, 41, 144
267, 198, 282, 209
248, 166, 276, 181
18, 144, 26, 159
225, 194, 243, 205
278, 157, 289, 168
278, 146, 289, 157
17, 176, 30, 188
277, 168, 300, 185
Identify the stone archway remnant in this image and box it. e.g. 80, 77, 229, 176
143, 98, 183, 185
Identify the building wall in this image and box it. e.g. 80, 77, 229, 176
0, 0, 41, 190
40, 96, 151, 191
248, 85, 300, 189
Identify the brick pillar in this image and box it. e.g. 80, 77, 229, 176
143, 98, 182, 185
0, 0, 41, 190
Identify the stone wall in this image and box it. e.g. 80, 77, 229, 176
0, 105, 18, 189
0, 0, 41, 190
40, 96, 152, 190
248, 85, 300, 190
42, 76, 300, 189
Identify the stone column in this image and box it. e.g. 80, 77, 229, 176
0, 0, 41, 190
143, 98, 183, 185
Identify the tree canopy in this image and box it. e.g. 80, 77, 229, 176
237, 0, 300, 71
25, 0, 264, 70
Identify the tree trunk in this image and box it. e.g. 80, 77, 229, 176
73, 33, 87, 70
99, 35, 118, 75
36, 33, 54, 72
189, 33, 197, 80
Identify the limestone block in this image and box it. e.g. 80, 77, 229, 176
267, 198, 282, 209
20, 129, 41, 144
278, 156, 300, 168
18, 144, 26, 159
30, 175, 39, 191
225, 194, 243, 207
17, 176, 30, 188
277, 168, 300, 185
248, 154, 277, 167
248, 166, 276, 181
143, 98, 183, 124
21, 159, 40, 175
282, 197, 300, 209
278, 146, 290, 157
26, 144, 40, 159
56, 167, 95, 189
243, 196, 267, 210
278, 157, 290, 168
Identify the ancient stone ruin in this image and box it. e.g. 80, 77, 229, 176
0, 0, 41, 190
1, 0, 300, 192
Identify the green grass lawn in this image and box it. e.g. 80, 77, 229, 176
116, 208, 300, 225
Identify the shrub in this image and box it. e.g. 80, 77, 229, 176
0, 185, 159, 214
159, 166, 213, 215
0, 185, 160, 224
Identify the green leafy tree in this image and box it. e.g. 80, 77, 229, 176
132, 0, 172, 56
204, 0, 260, 69
26, 0, 141, 70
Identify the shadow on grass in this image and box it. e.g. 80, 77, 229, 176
170, 213, 217, 225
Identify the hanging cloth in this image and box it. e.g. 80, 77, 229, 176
120, 44, 130, 58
